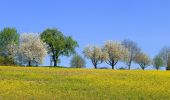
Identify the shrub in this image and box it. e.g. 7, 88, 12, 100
70, 55, 86, 68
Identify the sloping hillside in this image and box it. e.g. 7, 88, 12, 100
0, 66, 169, 100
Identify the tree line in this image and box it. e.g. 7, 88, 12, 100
83, 40, 170, 70
0, 27, 170, 70
0, 27, 78, 67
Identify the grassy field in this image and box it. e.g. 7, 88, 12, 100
0, 66, 170, 100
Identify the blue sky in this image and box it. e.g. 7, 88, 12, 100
0, 0, 170, 68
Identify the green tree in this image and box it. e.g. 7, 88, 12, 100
134, 52, 151, 70
40, 28, 78, 67
0, 27, 19, 65
70, 54, 86, 68
153, 55, 163, 70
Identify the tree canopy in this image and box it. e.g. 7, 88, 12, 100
83, 45, 107, 69
153, 55, 163, 70
70, 54, 86, 68
134, 52, 151, 70
103, 41, 129, 69
122, 39, 141, 70
0, 27, 19, 65
40, 28, 78, 67
19, 33, 47, 66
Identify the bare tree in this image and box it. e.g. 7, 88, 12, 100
83, 45, 107, 69
19, 33, 47, 66
103, 41, 129, 69
159, 47, 170, 70
134, 52, 151, 70
122, 39, 141, 70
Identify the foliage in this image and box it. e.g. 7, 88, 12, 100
153, 55, 164, 70
0, 56, 5, 65
0, 28, 19, 54
83, 45, 107, 69
70, 54, 86, 68
134, 52, 151, 70
0, 56, 15, 66
40, 28, 78, 67
102, 41, 129, 69
19, 33, 47, 66
122, 39, 141, 70
98, 67, 109, 69
118, 67, 126, 70
0, 27, 19, 65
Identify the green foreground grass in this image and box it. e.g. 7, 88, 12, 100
0, 66, 170, 100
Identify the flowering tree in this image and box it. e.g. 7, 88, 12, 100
134, 52, 151, 70
6, 42, 19, 65
103, 41, 129, 69
19, 33, 47, 66
83, 45, 107, 69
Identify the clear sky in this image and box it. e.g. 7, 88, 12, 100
1, 0, 170, 69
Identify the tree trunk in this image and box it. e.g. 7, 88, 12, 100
36, 62, 38, 67
28, 60, 31, 67
53, 56, 59, 67
111, 60, 117, 70
52, 54, 57, 67
128, 60, 132, 70
128, 59, 132, 70
94, 63, 97, 69
56, 56, 59, 67
156, 66, 159, 70
54, 59, 57, 67
166, 67, 170, 70
111, 63, 114, 69
51, 48, 59, 67
167, 60, 170, 70
91, 59, 97, 69
142, 66, 145, 70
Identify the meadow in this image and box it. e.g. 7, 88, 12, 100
0, 66, 170, 100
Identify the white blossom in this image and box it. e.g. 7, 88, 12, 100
83, 45, 107, 68
19, 33, 47, 66
103, 40, 129, 69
